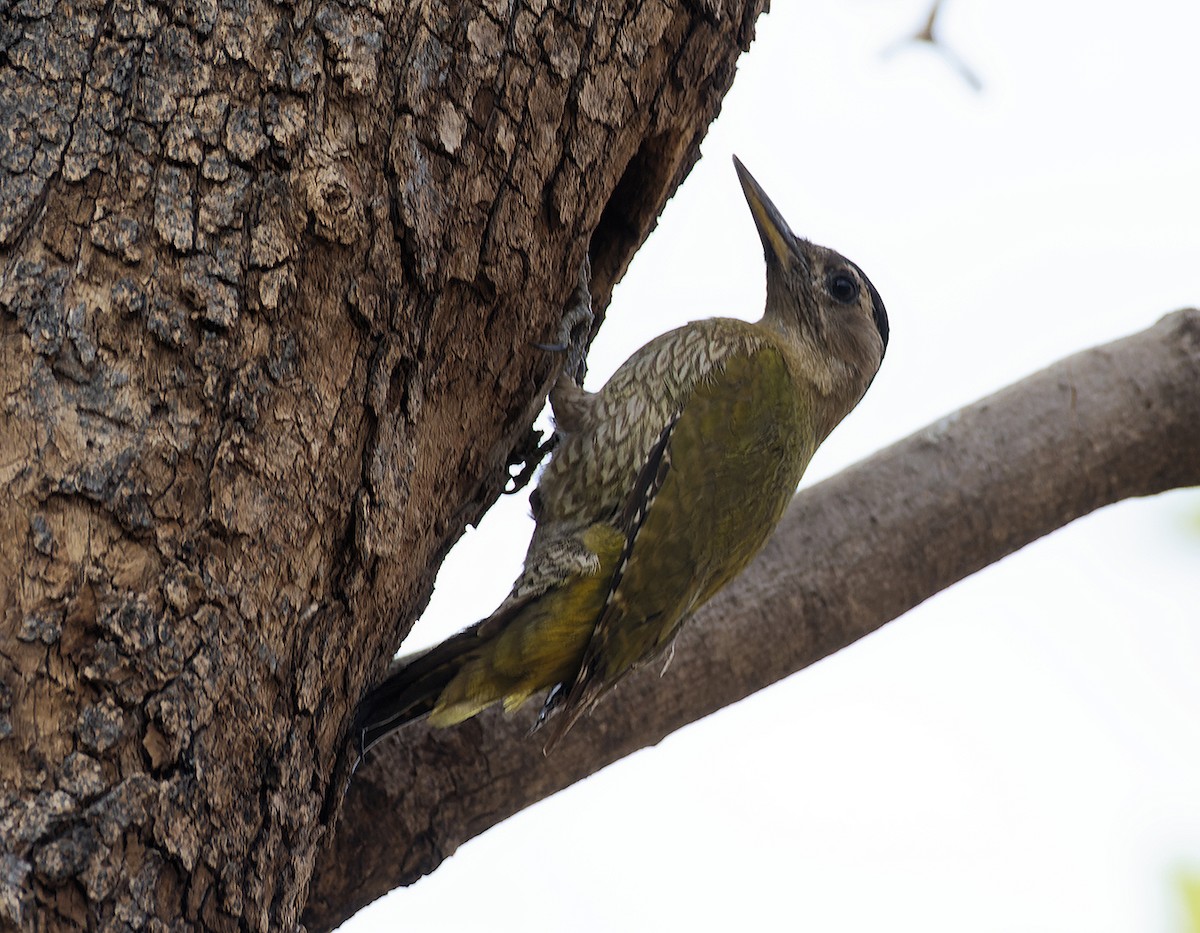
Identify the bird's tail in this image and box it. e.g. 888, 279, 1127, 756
351, 626, 481, 760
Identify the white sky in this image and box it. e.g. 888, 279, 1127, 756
344, 2, 1200, 930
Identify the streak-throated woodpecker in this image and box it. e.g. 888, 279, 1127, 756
354, 157, 888, 756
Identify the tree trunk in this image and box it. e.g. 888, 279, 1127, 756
0, 0, 766, 928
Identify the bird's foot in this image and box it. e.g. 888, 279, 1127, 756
533, 254, 593, 386
504, 427, 558, 495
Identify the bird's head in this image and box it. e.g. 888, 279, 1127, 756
734, 156, 888, 398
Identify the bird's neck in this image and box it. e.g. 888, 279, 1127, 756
758, 313, 873, 440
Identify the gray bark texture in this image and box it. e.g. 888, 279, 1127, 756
0, 0, 767, 928
309, 309, 1200, 931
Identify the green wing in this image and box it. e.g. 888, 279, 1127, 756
544, 343, 816, 746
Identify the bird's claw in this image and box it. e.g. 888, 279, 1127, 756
504, 429, 558, 495
535, 254, 593, 386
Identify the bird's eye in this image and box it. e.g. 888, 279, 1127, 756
827, 271, 859, 304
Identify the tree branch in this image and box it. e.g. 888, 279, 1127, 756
306, 309, 1200, 931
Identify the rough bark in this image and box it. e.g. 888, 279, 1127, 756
0, 0, 768, 929
308, 309, 1200, 931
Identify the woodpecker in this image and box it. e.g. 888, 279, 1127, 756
354, 156, 888, 756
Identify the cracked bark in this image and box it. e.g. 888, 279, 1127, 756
0, 0, 768, 928
307, 309, 1200, 931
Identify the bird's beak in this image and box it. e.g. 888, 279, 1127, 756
733, 156, 809, 273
